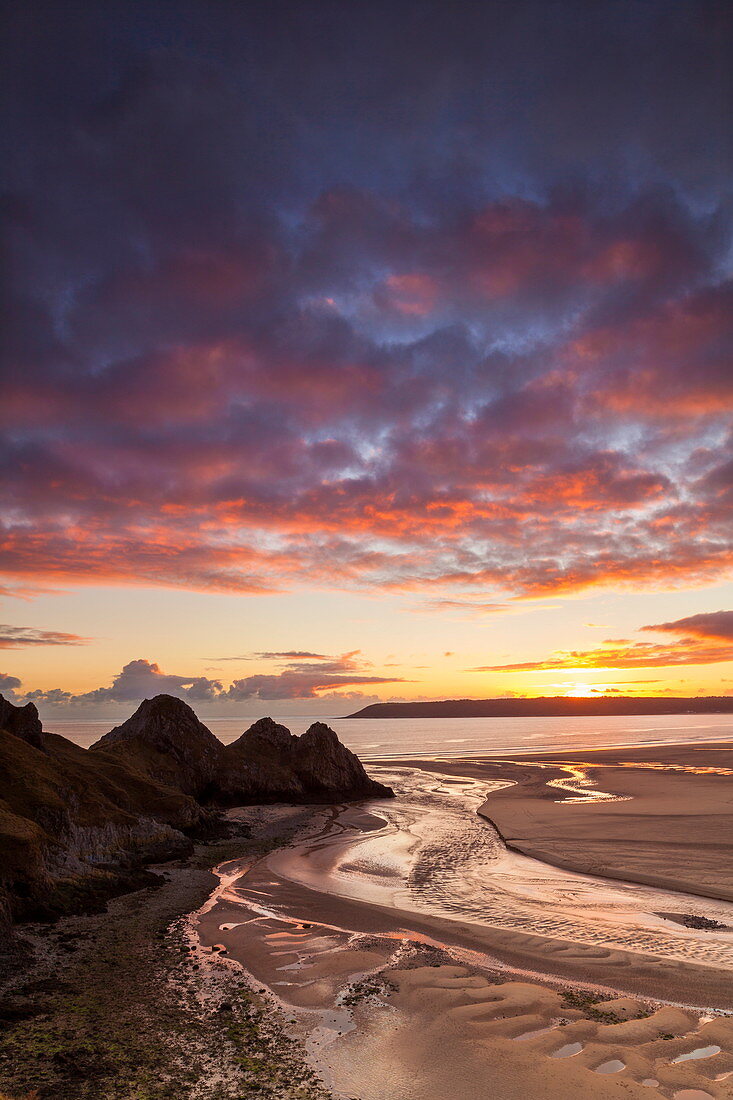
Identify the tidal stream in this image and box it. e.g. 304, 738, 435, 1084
224, 765, 733, 992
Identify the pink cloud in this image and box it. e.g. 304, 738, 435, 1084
11, 653, 407, 707
0, 625, 90, 648
2, 185, 730, 604
377, 273, 438, 316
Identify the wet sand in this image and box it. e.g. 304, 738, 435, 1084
197, 892, 733, 1100
397, 742, 733, 902
193, 746, 733, 1099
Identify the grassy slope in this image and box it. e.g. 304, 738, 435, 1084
0, 729, 214, 922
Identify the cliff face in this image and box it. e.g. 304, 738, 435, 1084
0, 698, 219, 925
0, 693, 391, 927
0, 696, 43, 749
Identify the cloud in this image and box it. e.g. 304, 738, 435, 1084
0, 624, 90, 648
0, 583, 61, 600
416, 600, 509, 617
473, 610, 733, 671
13, 652, 406, 707
0, 673, 22, 700
255, 651, 332, 660
225, 670, 404, 701
2, 4, 731, 605
225, 649, 406, 699
642, 610, 733, 641
21, 659, 224, 706
207, 651, 332, 662
473, 641, 733, 672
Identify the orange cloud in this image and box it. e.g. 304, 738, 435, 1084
473, 611, 733, 672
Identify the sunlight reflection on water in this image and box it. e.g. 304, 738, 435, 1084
52, 712, 733, 753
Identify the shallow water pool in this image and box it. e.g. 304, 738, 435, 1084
594, 1059, 625, 1074
551, 1042, 583, 1058
672, 1045, 721, 1063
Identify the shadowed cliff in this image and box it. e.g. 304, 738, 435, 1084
0, 694, 392, 927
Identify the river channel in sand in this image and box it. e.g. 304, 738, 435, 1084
193, 755, 733, 1099
198, 759, 733, 1005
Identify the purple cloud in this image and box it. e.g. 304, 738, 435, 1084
0, 624, 90, 648
12, 653, 406, 707
643, 611, 733, 642
2, 4, 731, 606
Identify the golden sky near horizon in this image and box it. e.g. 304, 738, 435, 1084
3, 579, 732, 715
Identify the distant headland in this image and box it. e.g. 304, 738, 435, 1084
345, 696, 733, 719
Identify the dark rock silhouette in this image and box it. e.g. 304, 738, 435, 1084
217, 716, 393, 803
0, 692, 391, 927
0, 695, 217, 925
91, 696, 224, 798
91, 698, 393, 804
292, 721, 393, 799
0, 696, 43, 749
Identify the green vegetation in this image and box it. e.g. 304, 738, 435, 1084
340, 975, 397, 1007
0, 833, 331, 1100
560, 990, 619, 1023
560, 988, 653, 1024
561, 989, 608, 1016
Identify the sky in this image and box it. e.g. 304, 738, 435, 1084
1, 0, 732, 719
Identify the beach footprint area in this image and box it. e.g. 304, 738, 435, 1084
194, 755, 733, 1100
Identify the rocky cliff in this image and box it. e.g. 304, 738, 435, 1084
92, 695, 224, 798
216, 716, 393, 803
0, 698, 220, 925
1, 693, 391, 927
91, 699, 393, 804
0, 696, 43, 749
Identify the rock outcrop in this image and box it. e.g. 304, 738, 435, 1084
0, 696, 220, 925
0, 692, 391, 928
91, 696, 223, 798
0, 696, 43, 749
90, 697, 393, 805
216, 717, 394, 803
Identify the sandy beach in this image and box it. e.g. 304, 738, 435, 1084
406, 742, 733, 902
5, 737, 731, 1099
191, 741, 733, 1099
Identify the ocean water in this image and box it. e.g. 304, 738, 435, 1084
47, 712, 733, 757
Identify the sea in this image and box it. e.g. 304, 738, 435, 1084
48, 712, 733, 758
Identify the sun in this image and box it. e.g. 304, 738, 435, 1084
564, 682, 601, 698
